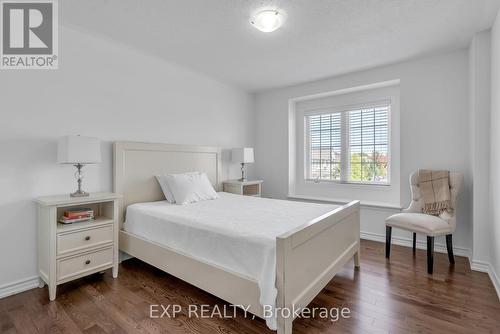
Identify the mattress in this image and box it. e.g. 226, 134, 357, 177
123, 192, 338, 329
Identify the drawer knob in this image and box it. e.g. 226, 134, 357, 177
85, 260, 91, 265
84, 236, 91, 241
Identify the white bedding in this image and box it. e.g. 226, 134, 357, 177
124, 192, 338, 330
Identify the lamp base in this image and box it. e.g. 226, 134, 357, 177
70, 190, 89, 197
239, 163, 247, 182
70, 163, 90, 197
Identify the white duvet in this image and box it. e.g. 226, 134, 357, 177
124, 192, 338, 330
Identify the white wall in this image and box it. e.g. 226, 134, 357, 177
490, 10, 500, 292
0, 26, 255, 288
255, 49, 472, 254
469, 30, 491, 266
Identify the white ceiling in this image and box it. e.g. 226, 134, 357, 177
62, 0, 500, 92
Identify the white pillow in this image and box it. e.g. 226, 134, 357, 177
155, 175, 176, 203
156, 171, 201, 203
164, 172, 219, 205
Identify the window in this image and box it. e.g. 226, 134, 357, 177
305, 102, 390, 185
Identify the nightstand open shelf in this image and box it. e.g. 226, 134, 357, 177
55, 199, 114, 218
243, 183, 261, 196
223, 180, 263, 197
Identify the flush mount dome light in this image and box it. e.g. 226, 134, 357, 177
251, 10, 284, 32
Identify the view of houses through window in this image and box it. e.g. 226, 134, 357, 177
306, 103, 390, 185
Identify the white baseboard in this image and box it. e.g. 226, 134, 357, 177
360, 231, 471, 258
471, 260, 500, 301
0, 276, 40, 299
119, 250, 133, 262
489, 265, 500, 301
470, 259, 490, 272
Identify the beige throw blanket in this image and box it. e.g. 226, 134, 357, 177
418, 170, 451, 215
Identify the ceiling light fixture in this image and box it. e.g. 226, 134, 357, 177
251, 10, 284, 33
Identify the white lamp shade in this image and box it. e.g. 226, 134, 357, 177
57, 135, 101, 164
232, 147, 254, 164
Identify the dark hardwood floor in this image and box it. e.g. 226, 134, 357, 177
1, 240, 499, 334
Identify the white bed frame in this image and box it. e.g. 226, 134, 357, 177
113, 141, 360, 334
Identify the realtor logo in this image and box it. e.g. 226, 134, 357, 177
1, 0, 58, 69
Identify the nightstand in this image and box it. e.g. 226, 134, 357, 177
35, 192, 121, 301
223, 180, 263, 197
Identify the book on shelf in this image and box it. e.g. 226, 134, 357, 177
58, 215, 94, 224
63, 208, 94, 219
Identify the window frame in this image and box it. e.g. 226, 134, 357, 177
304, 100, 392, 186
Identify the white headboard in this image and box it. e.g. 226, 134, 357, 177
113, 141, 221, 225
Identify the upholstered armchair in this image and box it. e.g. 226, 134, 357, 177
385, 171, 464, 274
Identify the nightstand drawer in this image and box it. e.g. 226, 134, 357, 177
57, 247, 113, 282
57, 224, 113, 256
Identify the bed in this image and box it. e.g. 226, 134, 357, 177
113, 141, 360, 334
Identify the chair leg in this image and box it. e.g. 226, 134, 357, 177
446, 234, 455, 264
385, 226, 392, 259
427, 236, 434, 274
412, 233, 416, 253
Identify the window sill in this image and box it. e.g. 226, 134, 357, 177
287, 194, 402, 210
304, 179, 391, 190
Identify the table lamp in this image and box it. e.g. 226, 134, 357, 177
57, 135, 101, 197
231, 147, 254, 181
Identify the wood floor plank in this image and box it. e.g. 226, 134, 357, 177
0, 311, 16, 333
6, 304, 40, 334
1, 240, 499, 334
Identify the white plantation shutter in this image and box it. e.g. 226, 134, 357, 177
306, 101, 390, 185
308, 112, 342, 181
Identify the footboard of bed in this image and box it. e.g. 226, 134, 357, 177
275, 200, 360, 334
